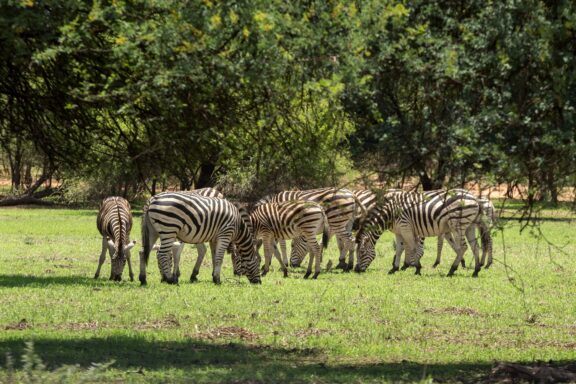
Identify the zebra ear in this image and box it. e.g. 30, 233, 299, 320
124, 240, 136, 251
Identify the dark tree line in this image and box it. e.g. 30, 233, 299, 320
1, 0, 575, 205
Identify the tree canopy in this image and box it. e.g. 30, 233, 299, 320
1, 0, 575, 205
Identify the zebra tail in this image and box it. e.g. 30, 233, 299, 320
141, 208, 151, 266
321, 211, 330, 249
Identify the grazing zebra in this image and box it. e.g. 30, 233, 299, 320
433, 196, 495, 269
139, 192, 260, 285
95, 196, 137, 281
262, 188, 361, 271
155, 188, 243, 281
251, 200, 330, 279
355, 189, 481, 277
290, 188, 376, 270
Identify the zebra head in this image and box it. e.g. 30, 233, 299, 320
289, 237, 307, 267
354, 235, 376, 273
236, 206, 262, 284
108, 239, 136, 281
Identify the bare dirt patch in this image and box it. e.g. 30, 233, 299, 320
484, 362, 576, 383
135, 314, 180, 330
190, 326, 259, 341
4, 319, 30, 330
423, 307, 481, 317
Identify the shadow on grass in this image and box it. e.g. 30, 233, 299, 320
0, 274, 136, 288
0, 336, 496, 382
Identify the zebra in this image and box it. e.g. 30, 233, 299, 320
391, 190, 494, 271
95, 196, 137, 281
251, 200, 330, 279
290, 188, 376, 270
151, 188, 243, 282
355, 189, 481, 277
260, 188, 361, 271
139, 192, 261, 285
433, 196, 496, 269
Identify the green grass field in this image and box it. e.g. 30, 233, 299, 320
0, 203, 575, 383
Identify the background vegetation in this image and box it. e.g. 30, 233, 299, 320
1, 0, 575, 206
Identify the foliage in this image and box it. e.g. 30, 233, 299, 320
0, 0, 575, 206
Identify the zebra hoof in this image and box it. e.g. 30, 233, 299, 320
261, 269, 268, 277
283, 270, 288, 278
485, 262, 492, 269
212, 275, 221, 285
335, 261, 347, 270
354, 265, 365, 273
401, 264, 410, 271
303, 271, 311, 279
432, 262, 440, 268
447, 267, 457, 277
249, 277, 262, 284
93, 273, 99, 279
346, 262, 354, 271
388, 267, 399, 275
139, 275, 147, 285
461, 260, 467, 268
414, 269, 421, 276
312, 272, 320, 279
190, 275, 198, 283
472, 269, 480, 278
129, 274, 134, 282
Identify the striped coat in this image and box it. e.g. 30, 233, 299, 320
251, 200, 330, 279
355, 189, 481, 277
95, 196, 136, 281
264, 188, 361, 271
139, 192, 260, 285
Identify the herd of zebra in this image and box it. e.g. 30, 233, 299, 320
95, 187, 496, 285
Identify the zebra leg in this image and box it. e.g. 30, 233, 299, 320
465, 226, 481, 277
171, 241, 184, 282
389, 234, 404, 274
106, 240, 115, 280
311, 238, 322, 279
279, 239, 288, 268
139, 213, 159, 285
479, 224, 493, 268
433, 234, 444, 268
335, 237, 347, 269
261, 239, 274, 277
447, 233, 467, 277
190, 243, 207, 282
126, 248, 134, 282
211, 238, 228, 285
303, 240, 316, 279
94, 237, 108, 279
403, 239, 420, 276
273, 243, 288, 277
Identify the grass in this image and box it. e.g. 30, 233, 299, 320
0, 202, 575, 383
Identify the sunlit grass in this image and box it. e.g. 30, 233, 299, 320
0, 205, 574, 383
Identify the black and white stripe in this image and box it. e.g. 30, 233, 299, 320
355, 189, 481, 277
433, 196, 495, 269
139, 192, 261, 285
251, 200, 330, 279
290, 188, 376, 268
95, 196, 136, 281
155, 188, 243, 281
262, 188, 360, 271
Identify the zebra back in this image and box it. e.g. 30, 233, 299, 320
97, 196, 133, 260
